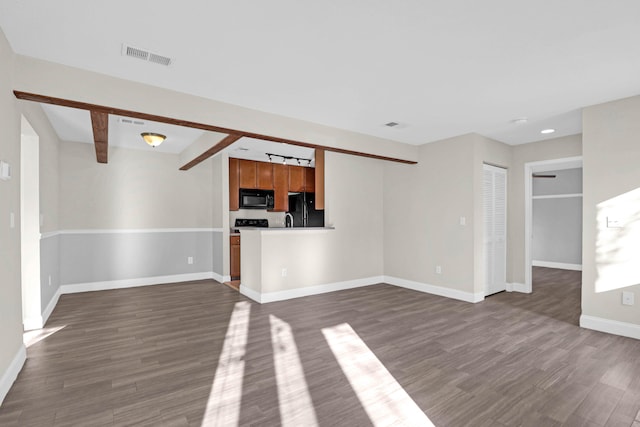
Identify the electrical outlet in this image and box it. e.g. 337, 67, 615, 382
282, 268, 287, 277
48, 275, 52, 286
9, 212, 14, 228
187, 256, 194, 265
460, 216, 466, 226
622, 291, 634, 306
436, 265, 442, 274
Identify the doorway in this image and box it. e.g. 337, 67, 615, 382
524, 157, 583, 292
20, 116, 42, 331
483, 164, 507, 296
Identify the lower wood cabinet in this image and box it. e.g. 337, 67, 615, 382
230, 235, 240, 280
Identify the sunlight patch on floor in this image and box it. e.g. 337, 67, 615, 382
322, 323, 434, 427
202, 301, 251, 426
23, 325, 66, 348
270, 315, 318, 427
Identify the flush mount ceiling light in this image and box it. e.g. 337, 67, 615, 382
512, 117, 528, 124
141, 132, 166, 147
540, 128, 556, 134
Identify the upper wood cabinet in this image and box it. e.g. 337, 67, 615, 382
229, 158, 240, 211
305, 167, 315, 193
229, 157, 323, 211
288, 165, 306, 192
272, 164, 288, 212
256, 162, 273, 190
239, 159, 257, 188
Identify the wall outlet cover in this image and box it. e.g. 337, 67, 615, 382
622, 291, 634, 306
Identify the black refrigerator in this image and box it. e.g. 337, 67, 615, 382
287, 192, 324, 227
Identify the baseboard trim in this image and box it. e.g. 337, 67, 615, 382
41, 286, 62, 327
211, 272, 227, 284
239, 276, 384, 304
532, 260, 582, 271
507, 282, 530, 293
0, 344, 26, 406
60, 272, 216, 294
384, 276, 484, 303
580, 315, 640, 340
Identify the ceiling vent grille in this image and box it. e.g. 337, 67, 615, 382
122, 44, 172, 66
385, 121, 400, 127
119, 118, 145, 126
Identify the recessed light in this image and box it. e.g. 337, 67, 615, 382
540, 128, 555, 134
512, 118, 528, 124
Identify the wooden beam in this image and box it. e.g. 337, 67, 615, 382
90, 111, 109, 163
14, 91, 418, 166
180, 134, 243, 170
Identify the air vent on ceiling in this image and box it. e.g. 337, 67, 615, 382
385, 121, 400, 127
122, 44, 172, 66
119, 118, 145, 126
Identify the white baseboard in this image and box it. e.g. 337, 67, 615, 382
42, 286, 62, 327
0, 344, 26, 406
507, 282, 531, 293
580, 314, 640, 340
211, 272, 228, 284
240, 276, 384, 304
384, 276, 484, 303
532, 260, 582, 271
60, 272, 216, 294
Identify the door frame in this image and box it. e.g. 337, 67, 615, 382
524, 156, 583, 292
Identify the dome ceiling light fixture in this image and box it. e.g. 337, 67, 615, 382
141, 132, 166, 147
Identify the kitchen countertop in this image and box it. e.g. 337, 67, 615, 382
231, 227, 334, 236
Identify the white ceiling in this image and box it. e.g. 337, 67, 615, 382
2, 1, 640, 148
41, 104, 205, 154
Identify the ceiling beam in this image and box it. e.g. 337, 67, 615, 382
14, 91, 418, 166
180, 134, 243, 170
90, 111, 109, 163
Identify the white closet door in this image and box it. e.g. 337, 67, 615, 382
483, 164, 507, 296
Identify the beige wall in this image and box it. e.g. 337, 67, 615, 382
509, 134, 582, 284
0, 28, 24, 389
582, 96, 640, 325
384, 134, 477, 293
59, 142, 213, 229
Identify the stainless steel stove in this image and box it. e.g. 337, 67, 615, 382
231, 218, 269, 233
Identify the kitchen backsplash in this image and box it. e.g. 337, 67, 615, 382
229, 209, 286, 228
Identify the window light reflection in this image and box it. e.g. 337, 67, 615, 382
202, 301, 251, 426
270, 315, 318, 427
322, 323, 434, 427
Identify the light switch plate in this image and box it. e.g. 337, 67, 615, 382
0, 161, 10, 181
622, 291, 634, 306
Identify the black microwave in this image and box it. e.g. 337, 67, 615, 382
239, 189, 275, 209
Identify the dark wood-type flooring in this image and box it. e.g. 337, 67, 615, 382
1, 267, 639, 426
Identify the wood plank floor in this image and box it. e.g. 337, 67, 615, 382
1, 268, 639, 426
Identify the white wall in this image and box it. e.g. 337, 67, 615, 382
582, 95, 640, 328
532, 168, 582, 266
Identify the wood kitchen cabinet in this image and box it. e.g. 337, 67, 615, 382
230, 235, 241, 280
239, 159, 257, 189
305, 167, 315, 193
272, 163, 288, 212
288, 165, 306, 192
229, 158, 240, 211
256, 162, 273, 190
